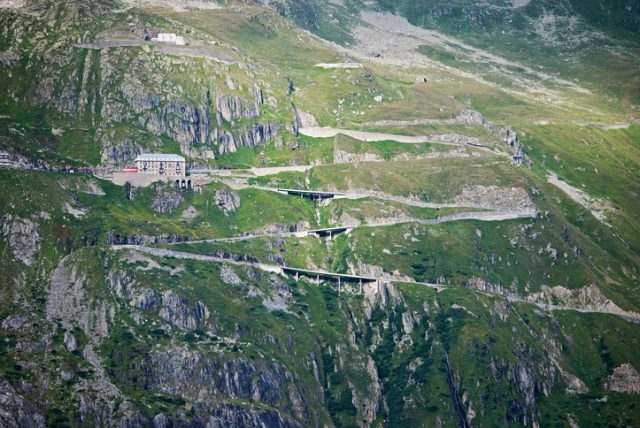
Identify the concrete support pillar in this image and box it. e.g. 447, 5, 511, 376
359, 279, 363, 295
338, 277, 341, 295
295, 272, 299, 281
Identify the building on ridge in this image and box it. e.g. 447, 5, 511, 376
151, 33, 185, 46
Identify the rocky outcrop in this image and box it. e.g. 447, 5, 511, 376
63, 331, 77, 352
606, 364, 640, 394
564, 373, 588, 394
152, 185, 184, 213
456, 108, 485, 125
1, 315, 29, 331
181, 205, 198, 220
159, 290, 209, 331
0, 376, 45, 428
218, 122, 280, 155
1, 214, 42, 266
47, 254, 110, 342
500, 126, 531, 166
463, 277, 520, 300
104, 233, 190, 246
207, 250, 259, 264
261, 277, 293, 313
362, 108, 485, 127
131, 288, 162, 311
333, 149, 383, 163
143, 346, 307, 424
527, 285, 640, 322
251, 221, 311, 236
215, 89, 261, 123
452, 185, 536, 211
220, 265, 242, 285
215, 189, 240, 214
293, 107, 318, 129
427, 133, 481, 146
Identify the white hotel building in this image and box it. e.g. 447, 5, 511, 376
135, 154, 186, 177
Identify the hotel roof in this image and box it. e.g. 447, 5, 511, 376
135, 153, 185, 162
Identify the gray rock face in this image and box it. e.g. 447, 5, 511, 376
0, 376, 45, 428
47, 255, 110, 342
143, 346, 307, 424
152, 186, 184, 213
152, 413, 169, 428
63, 331, 77, 352
198, 402, 301, 428
215, 189, 240, 215
159, 291, 209, 331
262, 278, 293, 313
1, 315, 29, 331
132, 288, 162, 311
333, 149, 383, 163
215, 89, 261, 123
456, 108, 485, 125
104, 233, 190, 246
9, 30, 287, 166
100, 134, 148, 167
220, 265, 242, 285
500, 126, 531, 166
606, 364, 640, 394
293, 107, 318, 128
1, 214, 41, 266
218, 121, 280, 155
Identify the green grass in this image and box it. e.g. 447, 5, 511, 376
308, 157, 521, 201
249, 171, 308, 189
57, 129, 101, 165
334, 134, 442, 161
0, 169, 320, 242
538, 311, 640, 428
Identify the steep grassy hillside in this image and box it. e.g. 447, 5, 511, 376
1, 0, 639, 427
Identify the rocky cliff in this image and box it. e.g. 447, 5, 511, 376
0, 1, 297, 166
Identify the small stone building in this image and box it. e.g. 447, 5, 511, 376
152, 33, 185, 46
135, 154, 186, 177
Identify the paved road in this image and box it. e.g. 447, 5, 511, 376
300, 127, 432, 143
299, 126, 504, 157
112, 245, 640, 322
164, 208, 537, 246
111, 245, 445, 291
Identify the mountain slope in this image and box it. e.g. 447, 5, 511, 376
0, 0, 639, 427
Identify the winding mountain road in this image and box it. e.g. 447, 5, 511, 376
165, 208, 537, 246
